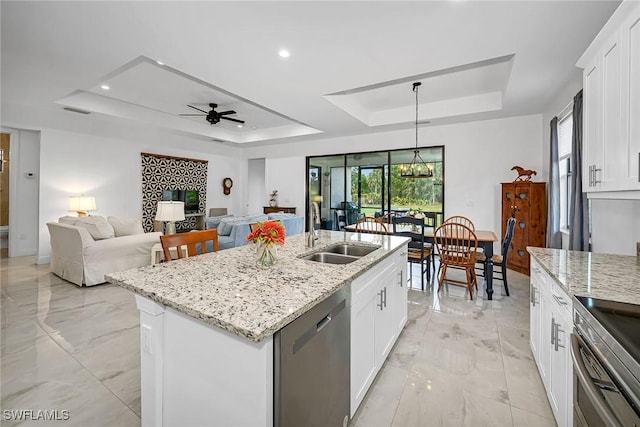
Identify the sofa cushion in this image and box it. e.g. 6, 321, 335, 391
205, 214, 234, 230
58, 215, 79, 226
107, 216, 144, 237
73, 215, 114, 240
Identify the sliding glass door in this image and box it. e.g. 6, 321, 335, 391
306, 146, 444, 230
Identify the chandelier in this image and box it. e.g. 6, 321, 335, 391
400, 82, 434, 179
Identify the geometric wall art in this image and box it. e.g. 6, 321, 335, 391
140, 152, 208, 232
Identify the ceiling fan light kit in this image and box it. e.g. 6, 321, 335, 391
180, 103, 245, 126
400, 82, 434, 179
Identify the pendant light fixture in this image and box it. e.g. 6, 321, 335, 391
400, 82, 434, 179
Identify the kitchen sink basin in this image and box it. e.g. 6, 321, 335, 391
301, 244, 380, 264
323, 243, 380, 257
302, 252, 360, 264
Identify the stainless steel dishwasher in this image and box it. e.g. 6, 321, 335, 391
274, 286, 350, 427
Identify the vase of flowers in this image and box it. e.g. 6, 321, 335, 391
246, 221, 286, 268
269, 190, 278, 207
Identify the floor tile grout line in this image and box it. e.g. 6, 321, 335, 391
32, 291, 142, 419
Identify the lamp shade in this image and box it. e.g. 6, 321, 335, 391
69, 196, 97, 212
155, 201, 185, 222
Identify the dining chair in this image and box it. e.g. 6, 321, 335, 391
392, 216, 434, 291
443, 215, 475, 230
355, 216, 389, 234
160, 229, 219, 262
249, 220, 282, 232
434, 223, 478, 300
475, 216, 516, 296
379, 211, 399, 226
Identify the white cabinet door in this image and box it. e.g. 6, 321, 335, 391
350, 256, 400, 417
375, 266, 397, 367
350, 284, 377, 416
529, 266, 542, 361
622, 7, 640, 189
392, 245, 409, 336
583, 57, 602, 191
548, 296, 572, 427
601, 30, 623, 191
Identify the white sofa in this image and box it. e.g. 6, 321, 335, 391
47, 216, 162, 286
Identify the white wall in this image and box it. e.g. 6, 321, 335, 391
2, 128, 40, 257
246, 158, 265, 214
36, 128, 244, 263
245, 114, 544, 249
590, 199, 640, 255
264, 156, 306, 216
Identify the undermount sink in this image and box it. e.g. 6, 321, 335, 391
323, 243, 380, 257
301, 243, 381, 265
302, 252, 360, 264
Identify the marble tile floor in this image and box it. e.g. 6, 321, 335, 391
1, 255, 555, 426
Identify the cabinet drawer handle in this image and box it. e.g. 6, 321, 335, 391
383, 287, 387, 308
398, 270, 403, 288
589, 165, 594, 187
551, 317, 556, 346
552, 294, 568, 306
377, 291, 384, 310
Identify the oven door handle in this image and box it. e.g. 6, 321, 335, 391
571, 333, 623, 427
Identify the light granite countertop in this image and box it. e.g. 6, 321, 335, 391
527, 247, 640, 306
106, 230, 409, 343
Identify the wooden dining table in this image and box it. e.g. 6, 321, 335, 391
344, 225, 500, 300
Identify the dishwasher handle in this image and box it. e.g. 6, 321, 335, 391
293, 298, 347, 354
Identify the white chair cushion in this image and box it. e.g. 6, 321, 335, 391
74, 215, 114, 240
107, 216, 144, 237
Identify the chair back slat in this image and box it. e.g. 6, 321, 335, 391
355, 216, 389, 234
160, 229, 219, 262
443, 215, 475, 231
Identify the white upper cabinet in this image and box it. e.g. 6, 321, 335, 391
577, 1, 640, 198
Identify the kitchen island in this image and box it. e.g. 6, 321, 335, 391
106, 230, 409, 427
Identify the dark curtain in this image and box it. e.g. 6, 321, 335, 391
568, 90, 589, 251
547, 117, 562, 248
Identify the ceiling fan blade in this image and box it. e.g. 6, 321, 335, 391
179, 114, 206, 116
217, 110, 237, 116
221, 116, 245, 124
187, 104, 209, 114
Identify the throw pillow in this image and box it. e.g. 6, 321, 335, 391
108, 216, 144, 237
74, 216, 115, 240
205, 214, 234, 230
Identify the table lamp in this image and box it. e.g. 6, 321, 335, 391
69, 196, 97, 217
155, 201, 185, 235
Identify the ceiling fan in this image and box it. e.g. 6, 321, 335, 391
180, 103, 245, 125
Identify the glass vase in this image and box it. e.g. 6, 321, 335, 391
256, 242, 277, 268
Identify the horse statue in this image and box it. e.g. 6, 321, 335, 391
511, 166, 537, 182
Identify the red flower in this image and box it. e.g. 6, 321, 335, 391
246, 221, 286, 246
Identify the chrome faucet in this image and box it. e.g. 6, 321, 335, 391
307, 201, 320, 248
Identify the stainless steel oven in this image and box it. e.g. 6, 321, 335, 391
573, 296, 640, 427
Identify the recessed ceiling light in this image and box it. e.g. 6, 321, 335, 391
278, 49, 290, 58
237, 124, 243, 128
156, 61, 164, 65
100, 84, 110, 90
